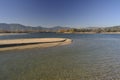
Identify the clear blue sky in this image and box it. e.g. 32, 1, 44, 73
0, 0, 120, 28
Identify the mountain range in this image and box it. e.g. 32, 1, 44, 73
0, 23, 70, 32
0, 23, 120, 33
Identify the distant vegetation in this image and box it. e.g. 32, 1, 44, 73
0, 23, 120, 33
58, 26, 120, 33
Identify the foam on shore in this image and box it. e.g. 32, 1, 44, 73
0, 38, 72, 51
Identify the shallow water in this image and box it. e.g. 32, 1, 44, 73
0, 33, 120, 80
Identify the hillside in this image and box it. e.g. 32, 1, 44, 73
0, 23, 70, 33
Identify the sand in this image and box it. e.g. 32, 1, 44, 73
0, 33, 27, 36
0, 38, 72, 51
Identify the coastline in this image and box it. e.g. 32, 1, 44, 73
59, 32, 120, 34
100, 32, 120, 34
1, 32, 120, 36
0, 33, 27, 36
0, 38, 72, 51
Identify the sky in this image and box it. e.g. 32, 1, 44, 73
0, 0, 120, 28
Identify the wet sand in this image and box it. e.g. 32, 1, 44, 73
0, 33, 27, 36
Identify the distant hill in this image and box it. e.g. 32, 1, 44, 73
0, 23, 30, 31
1, 23, 120, 33
48, 26, 71, 31
88, 26, 120, 29
106, 26, 120, 29
0, 23, 71, 32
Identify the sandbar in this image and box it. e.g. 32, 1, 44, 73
0, 38, 72, 51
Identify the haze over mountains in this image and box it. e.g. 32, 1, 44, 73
0, 23, 70, 32
0, 23, 120, 33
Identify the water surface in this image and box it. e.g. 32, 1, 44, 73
0, 33, 120, 80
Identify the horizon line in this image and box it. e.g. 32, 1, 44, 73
0, 22, 120, 28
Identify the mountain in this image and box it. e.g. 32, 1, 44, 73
0, 23, 30, 31
48, 26, 70, 31
107, 26, 120, 29
0, 23, 71, 32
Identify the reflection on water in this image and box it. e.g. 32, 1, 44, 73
0, 33, 120, 80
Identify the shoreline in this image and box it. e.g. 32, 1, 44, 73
59, 32, 120, 34
0, 38, 72, 51
0, 33, 27, 36
1, 32, 120, 36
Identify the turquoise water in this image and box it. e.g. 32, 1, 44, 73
0, 33, 120, 80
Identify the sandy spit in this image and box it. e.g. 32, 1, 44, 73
0, 33, 27, 36
0, 38, 72, 51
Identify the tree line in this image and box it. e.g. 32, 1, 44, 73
57, 27, 120, 33
1, 26, 120, 33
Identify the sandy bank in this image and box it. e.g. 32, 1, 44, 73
0, 33, 27, 36
59, 32, 96, 34
0, 38, 72, 51
100, 32, 120, 34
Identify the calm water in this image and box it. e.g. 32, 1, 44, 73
0, 33, 120, 80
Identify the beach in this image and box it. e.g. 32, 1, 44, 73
0, 33, 27, 36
